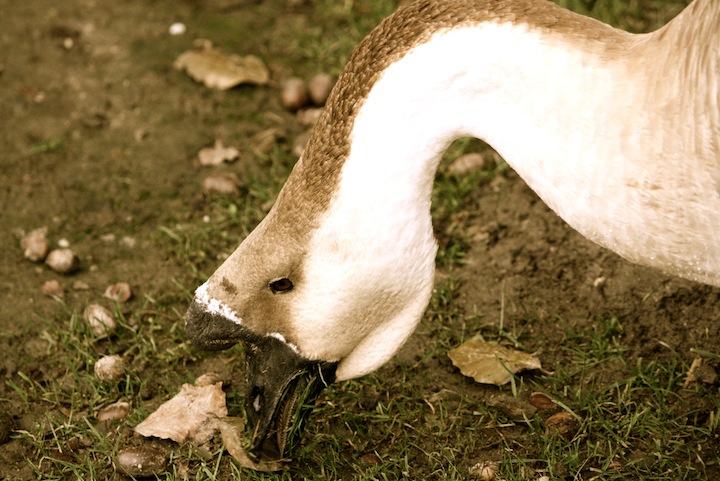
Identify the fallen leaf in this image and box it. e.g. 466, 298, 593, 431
134, 381, 227, 445
198, 139, 240, 166
448, 338, 542, 385
135, 375, 284, 472
217, 417, 284, 472
175, 46, 269, 90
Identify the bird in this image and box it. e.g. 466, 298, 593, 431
185, 0, 720, 462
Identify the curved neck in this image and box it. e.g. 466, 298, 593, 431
339, 21, 633, 240
310, 0, 720, 286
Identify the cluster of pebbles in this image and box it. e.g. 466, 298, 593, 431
18, 227, 146, 469
198, 72, 335, 196
20, 228, 135, 371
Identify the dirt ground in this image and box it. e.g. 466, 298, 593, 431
1, 0, 718, 479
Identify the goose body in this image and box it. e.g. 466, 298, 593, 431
185, 0, 720, 459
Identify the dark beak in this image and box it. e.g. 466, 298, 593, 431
244, 336, 337, 459
185, 301, 337, 461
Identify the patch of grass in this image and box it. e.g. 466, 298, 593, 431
490, 317, 720, 480
10, 0, 712, 480
28, 137, 64, 154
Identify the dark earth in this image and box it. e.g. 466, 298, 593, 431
1, 0, 718, 479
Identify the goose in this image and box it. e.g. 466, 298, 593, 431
185, 0, 720, 461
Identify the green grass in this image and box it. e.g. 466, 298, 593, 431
9, 0, 713, 480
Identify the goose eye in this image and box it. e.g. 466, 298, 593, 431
269, 277, 294, 293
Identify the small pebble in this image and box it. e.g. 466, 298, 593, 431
468, 461, 497, 480
120, 236, 137, 248
21, 227, 50, 262
104, 282, 132, 302
94, 355, 125, 381
169, 22, 186, 36
448, 152, 485, 175
85, 304, 117, 337
308, 73, 334, 106
45, 248, 80, 274
203, 172, 241, 194
529, 392, 556, 410
96, 401, 131, 421
117, 446, 167, 477
72, 280, 90, 290
41, 279, 64, 298
281, 77, 309, 112
545, 411, 581, 438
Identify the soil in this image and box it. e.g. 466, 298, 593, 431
1, 0, 718, 479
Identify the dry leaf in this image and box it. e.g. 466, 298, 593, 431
448, 338, 542, 385
134, 381, 227, 445
217, 417, 284, 472
135, 376, 283, 472
198, 139, 240, 166
175, 46, 269, 90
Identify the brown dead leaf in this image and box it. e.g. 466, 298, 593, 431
198, 140, 240, 166
175, 46, 269, 90
448, 338, 542, 385
134, 376, 284, 472
134, 381, 227, 445
217, 417, 284, 472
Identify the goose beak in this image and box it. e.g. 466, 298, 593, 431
244, 336, 337, 459
185, 302, 337, 461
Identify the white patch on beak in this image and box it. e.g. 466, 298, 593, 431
194, 282, 302, 354
269, 332, 300, 354
193, 282, 243, 325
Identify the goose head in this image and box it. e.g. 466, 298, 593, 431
185, 188, 437, 457
185, 102, 439, 458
